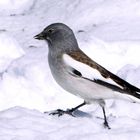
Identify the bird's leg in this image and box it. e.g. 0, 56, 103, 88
48, 101, 86, 117
101, 106, 110, 129
67, 101, 86, 113
99, 100, 110, 129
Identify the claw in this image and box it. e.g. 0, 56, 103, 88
104, 121, 111, 129
48, 109, 76, 117
49, 109, 65, 116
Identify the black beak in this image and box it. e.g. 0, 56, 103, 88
34, 32, 45, 40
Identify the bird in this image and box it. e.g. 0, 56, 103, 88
34, 23, 140, 129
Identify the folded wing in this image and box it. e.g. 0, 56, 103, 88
63, 50, 140, 99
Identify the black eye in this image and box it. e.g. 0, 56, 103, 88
47, 29, 54, 34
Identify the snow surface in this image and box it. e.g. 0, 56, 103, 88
0, 32, 24, 72
0, 0, 140, 139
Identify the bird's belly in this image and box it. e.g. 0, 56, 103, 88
64, 75, 115, 101
51, 68, 116, 103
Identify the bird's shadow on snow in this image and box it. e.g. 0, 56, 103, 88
73, 110, 92, 118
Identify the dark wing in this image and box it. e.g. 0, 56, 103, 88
106, 69, 140, 93
67, 50, 140, 97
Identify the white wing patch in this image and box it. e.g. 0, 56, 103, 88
63, 54, 123, 89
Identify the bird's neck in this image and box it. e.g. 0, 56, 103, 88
48, 37, 79, 55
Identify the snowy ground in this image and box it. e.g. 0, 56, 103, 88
0, 0, 140, 139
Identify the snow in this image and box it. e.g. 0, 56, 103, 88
0, 0, 140, 139
0, 32, 24, 73
0, 0, 35, 16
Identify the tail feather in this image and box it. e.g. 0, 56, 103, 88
111, 73, 140, 100
134, 91, 140, 99
126, 92, 140, 104
125, 86, 140, 99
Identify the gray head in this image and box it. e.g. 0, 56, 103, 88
34, 23, 79, 53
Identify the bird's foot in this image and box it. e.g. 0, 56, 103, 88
48, 109, 75, 117
103, 120, 111, 129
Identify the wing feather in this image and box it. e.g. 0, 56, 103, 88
63, 50, 140, 97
